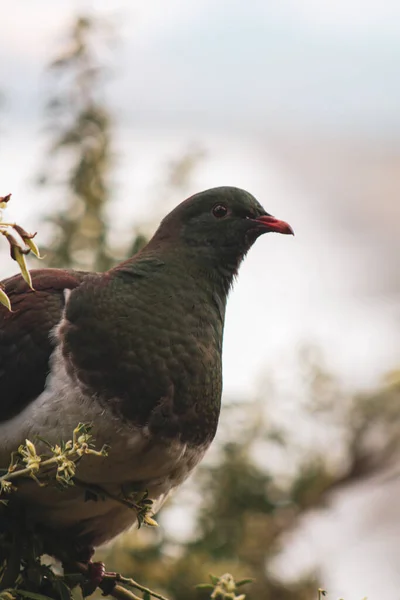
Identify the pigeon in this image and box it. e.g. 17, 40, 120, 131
0, 186, 293, 558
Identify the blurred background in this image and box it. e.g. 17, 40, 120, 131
1, 1, 400, 598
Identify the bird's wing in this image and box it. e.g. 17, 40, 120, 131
0, 269, 87, 423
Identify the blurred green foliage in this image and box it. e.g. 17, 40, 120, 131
94, 361, 400, 600
37, 16, 114, 272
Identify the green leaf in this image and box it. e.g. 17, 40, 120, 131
11, 246, 33, 290
142, 592, 151, 600
34, 436, 54, 450
236, 579, 254, 587
0, 287, 11, 311
195, 584, 214, 590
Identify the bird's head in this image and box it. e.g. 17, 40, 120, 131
150, 187, 293, 277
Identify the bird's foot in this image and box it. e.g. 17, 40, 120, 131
80, 561, 117, 597
62, 549, 111, 597
81, 561, 105, 596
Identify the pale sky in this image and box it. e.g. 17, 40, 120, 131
2, 0, 400, 132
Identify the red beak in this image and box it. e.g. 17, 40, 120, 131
254, 215, 294, 235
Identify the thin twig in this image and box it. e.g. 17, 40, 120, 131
73, 479, 158, 528
1, 456, 62, 484
73, 563, 170, 600
101, 583, 142, 600
0, 426, 108, 499
113, 574, 170, 600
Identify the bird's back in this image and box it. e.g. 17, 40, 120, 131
0, 269, 87, 421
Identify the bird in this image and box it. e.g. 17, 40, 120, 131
0, 186, 293, 561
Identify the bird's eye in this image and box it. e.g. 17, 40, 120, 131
212, 204, 228, 219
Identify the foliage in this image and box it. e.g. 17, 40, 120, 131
0, 423, 108, 497
36, 14, 205, 273
37, 15, 114, 272
197, 573, 252, 599
0, 426, 176, 600
0, 194, 41, 309
0, 421, 253, 600
95, 352, 400, 600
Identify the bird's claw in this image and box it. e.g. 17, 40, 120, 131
88, 561, 106, 587
81, 561, 116, 597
